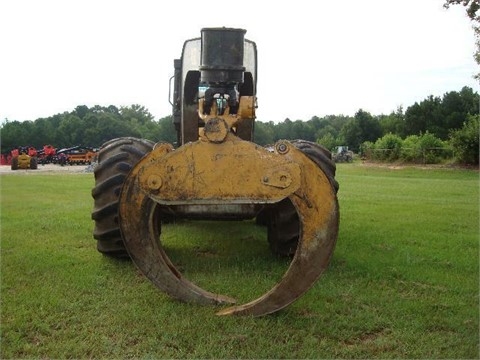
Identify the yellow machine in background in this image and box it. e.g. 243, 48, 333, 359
11, 147, 38, 170
91, 28, 339, 316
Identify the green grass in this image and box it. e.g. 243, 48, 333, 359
1, 164, 478, 359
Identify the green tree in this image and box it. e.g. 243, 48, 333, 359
378, 106, 406, 137
315, 124, 339, 145
405, 95, 445, 138
359, 141, 376, 159
356, 109, 382, 142
57, 114, 84, 146
317, 132, 336, 151
312, 115, 351, 141
400, 133, 447, 164
340, 119, 362, 151
405, 88, 479, 139
253, 121, 275, 145
442, 87, 479, 130
444, 0, 480, 79
95, 112, 141, 146
418, 132, 448, 163
449, 114, 480, 164
374, 133, 403, 161
274, 118, 292, 141
340, 109, 382, 152
401, 134, 422, 162
292, 120, 315, 141
457, 86, 479, 113
32, 118, 57, 147
154, 116, 178, 145
1, 120, 32, 151
442, 90, 468, 131
74, 105, 89, 119
120, 104, 154, 125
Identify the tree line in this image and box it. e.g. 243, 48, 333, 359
253, 87, 478, 146
0, 104, 178, 152
1, 86, 478, 164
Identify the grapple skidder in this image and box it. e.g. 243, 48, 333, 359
91, 28, 340, 316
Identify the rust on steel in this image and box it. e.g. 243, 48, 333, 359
118, 134, 339, 316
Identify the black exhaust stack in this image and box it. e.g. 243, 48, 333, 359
199, 28, 246, 115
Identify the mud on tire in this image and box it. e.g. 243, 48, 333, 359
91, 137, 155, 258
262, 140, 339, 257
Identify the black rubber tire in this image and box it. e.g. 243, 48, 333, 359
91, 137, 155, 258
30, 157, 38, 170
10, 157, 18, 170
266, 198, 301, 256
263, 140, 338, 257
290, 140, 338, 193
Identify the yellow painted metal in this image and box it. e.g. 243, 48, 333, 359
17, 154, 31, 169
118, 134, 339, 316
136, 133, 301, 205
236, 95, 256, 119
198, 96, 255, 123
195, 96, 255, 142
217, 141, 339, 315
118, 140, 239, 306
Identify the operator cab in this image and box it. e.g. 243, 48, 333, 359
170, 27, 257, 146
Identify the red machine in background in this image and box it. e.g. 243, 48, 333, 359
37, 145, 57, 164
1, 144, 98, 167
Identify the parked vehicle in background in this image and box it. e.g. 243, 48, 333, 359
56, 146, 98, 165
37, 145, 57, 164
10, 146, 38, 170
333, 146, 354, 163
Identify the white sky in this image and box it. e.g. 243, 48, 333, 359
0, 0, 478, 123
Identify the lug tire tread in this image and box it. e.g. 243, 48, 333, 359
266, 140, 338, 256
91, 137, 155, 258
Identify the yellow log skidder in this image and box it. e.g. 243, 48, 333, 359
91, 28, 340, 316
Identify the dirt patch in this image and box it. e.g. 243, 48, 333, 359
359, 160, 479, 171
0, 163, 94, 175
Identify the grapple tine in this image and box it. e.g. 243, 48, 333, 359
216, 154, 339, 316
118, 144, 236, 306
118, 139, 338, 315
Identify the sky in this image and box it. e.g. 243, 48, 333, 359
0, 0, 479, 124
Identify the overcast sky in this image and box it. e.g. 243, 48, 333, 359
1, 0, 478, 123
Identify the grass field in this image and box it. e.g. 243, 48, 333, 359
1, 163, 478, 359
